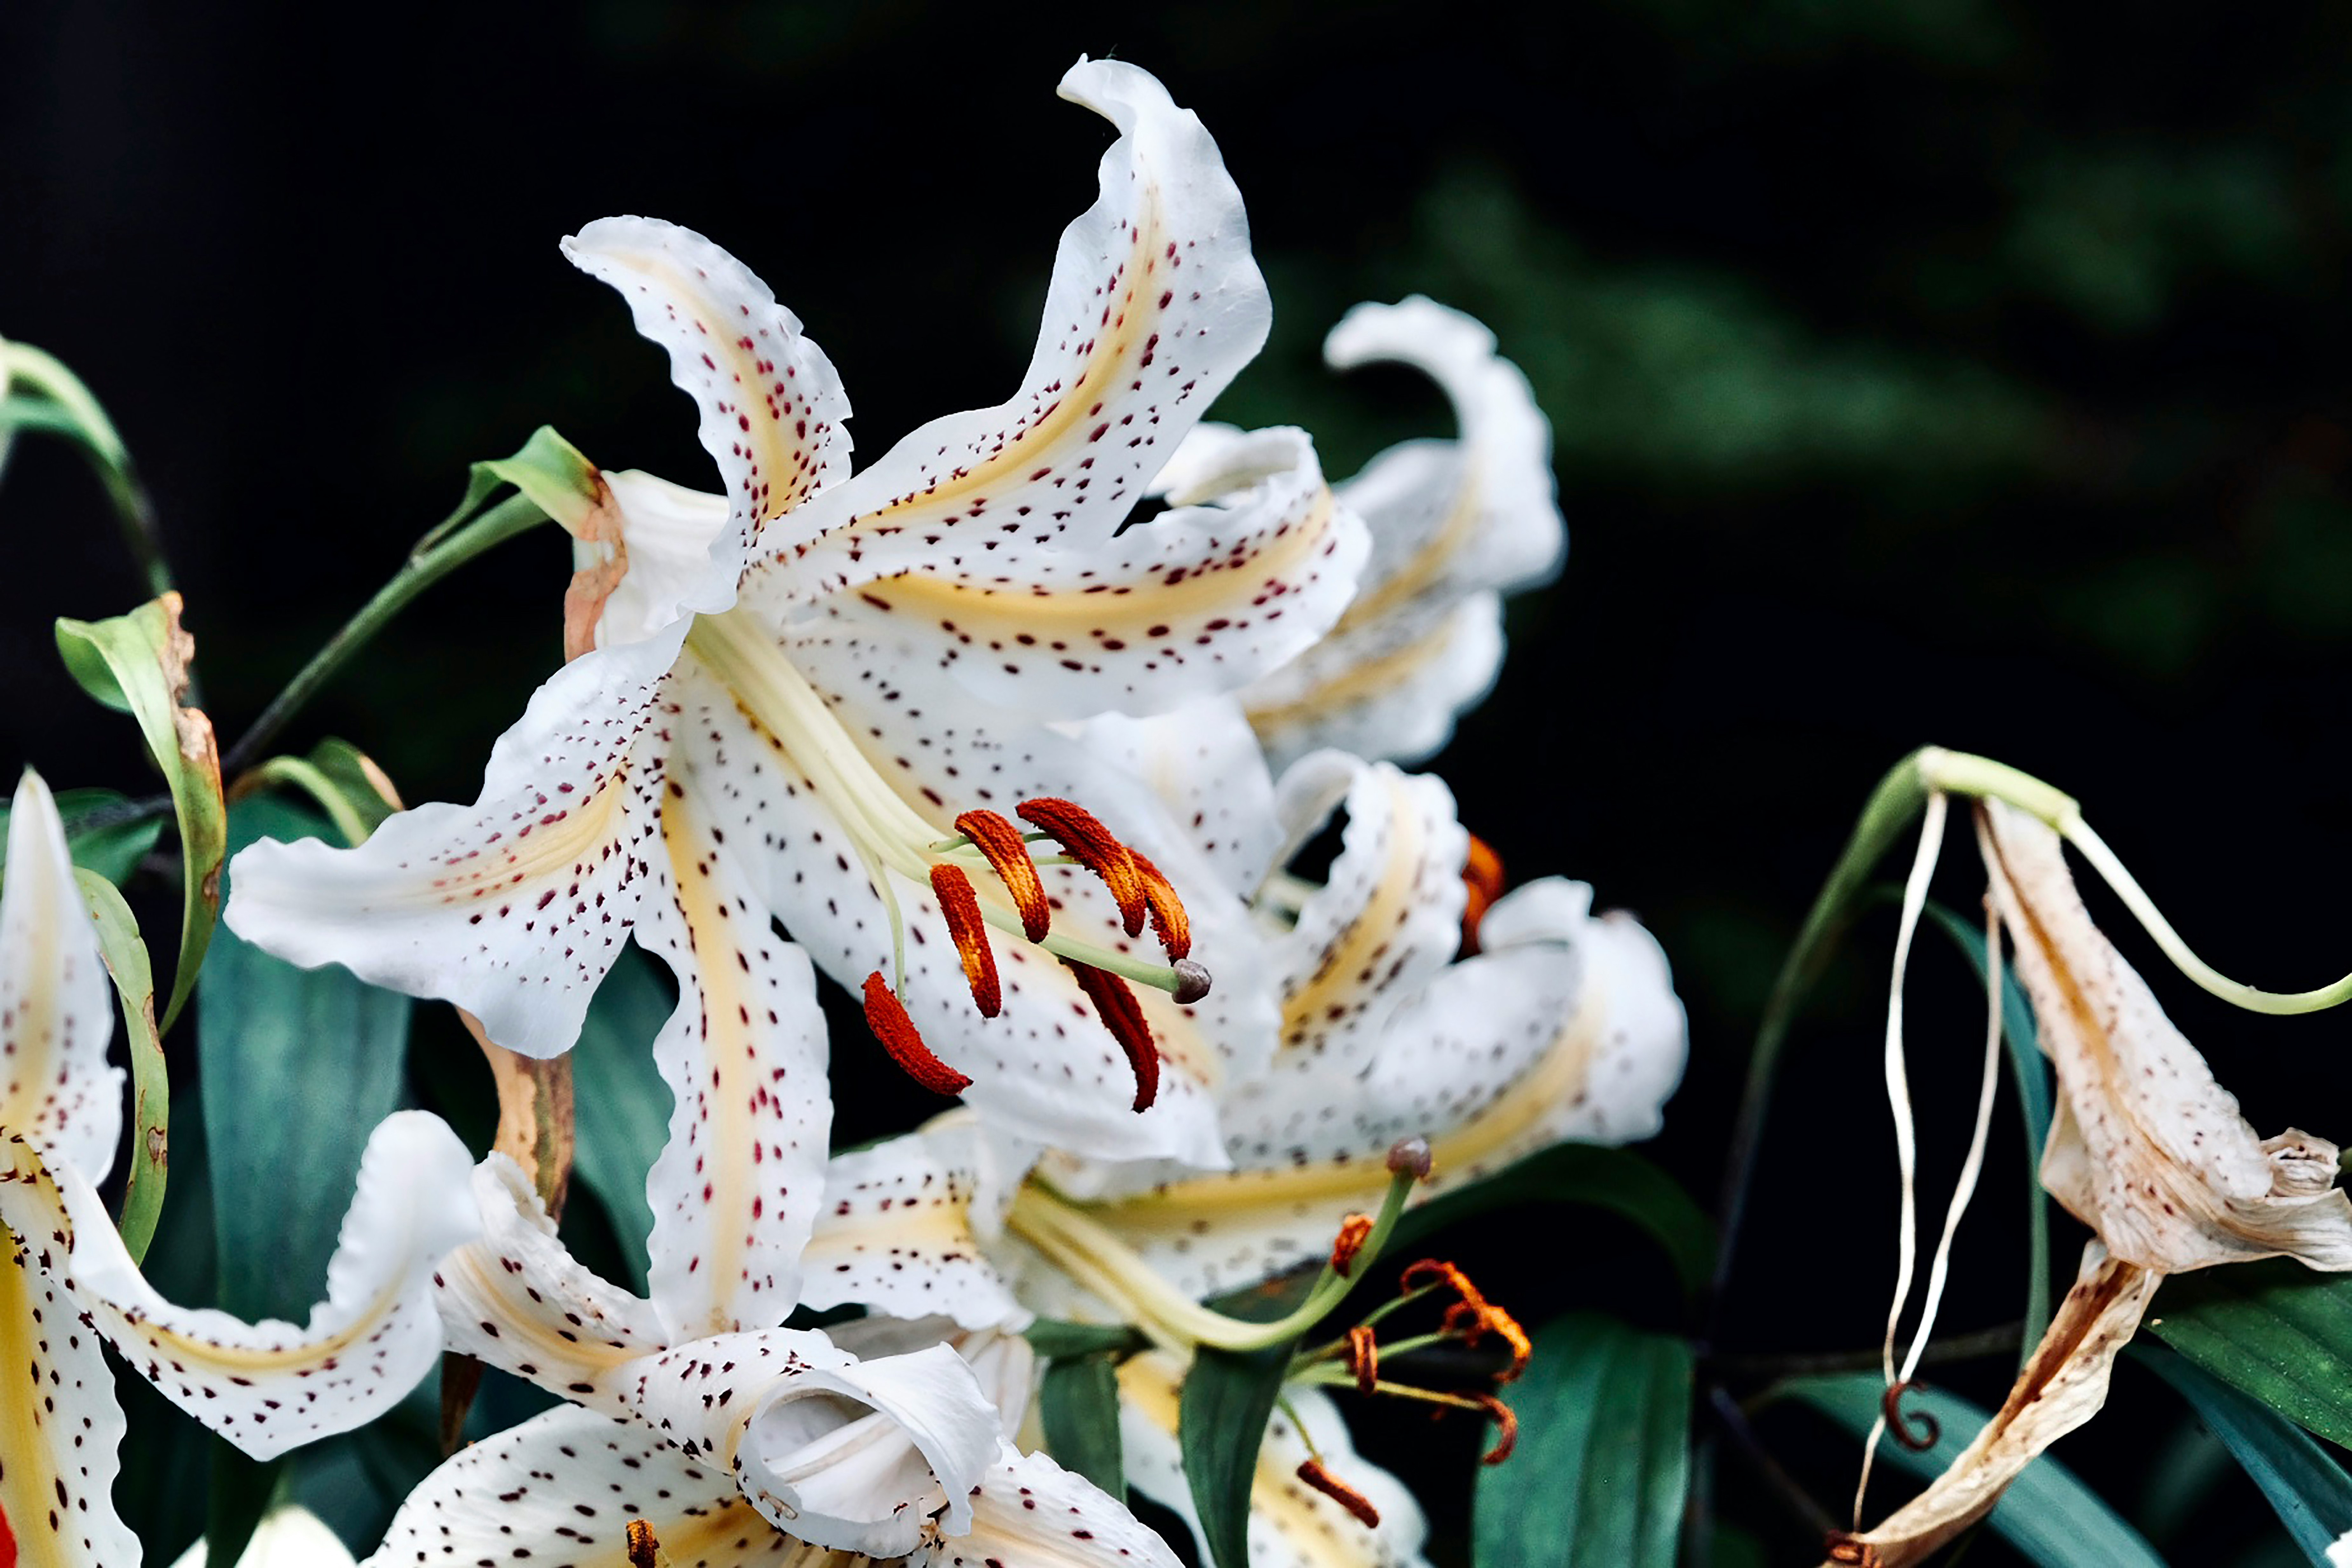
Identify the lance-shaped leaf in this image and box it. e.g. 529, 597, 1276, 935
1041, 1352, 1127, 1502
54, 593, 224, 1029
2148, 1259, 2352, 1449
73, 868, 169, 1260
2135, 1340, 2352, 1562
0, 786, 165, 886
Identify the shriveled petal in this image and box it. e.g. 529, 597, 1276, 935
364, 1403, 830, 1568
566, 216, 851, 571
635, 751, 833, 1341
916, 1442, 1186, 1568
0, 770, 123, 1180
769, 58, 1268, 594
799, 1125, 1027, 1330
2, 1113, 480, 1462
1075, 697, 1284, 898
1830, 1243, 2158, 1568
591, 469, 737, 649
1038, 878, 1686, 1299
808, 425, 1368, 723
0, 1173, 137, 1568
223, 627, 684, 1060
629, 1331, 1003, 1558
433, 1154, 668, 1420
1241, 296, 1560, 770
1118, 1352, 1427, 1568
1979, 799, 2352, 1273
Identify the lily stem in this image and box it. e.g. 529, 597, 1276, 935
220, 491, 549, 778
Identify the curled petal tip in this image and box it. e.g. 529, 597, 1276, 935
1172, 958, 1213, 1005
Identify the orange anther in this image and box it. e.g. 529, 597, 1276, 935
1827, 1535, 1885, 1567
1065, 961, 1159, 1112
1296, 1460, 1381, 1530
930, 863, 1002, 1017
1345, 1325, 1379, 1397
1130, 850, 1192, 961
1020, 797, 1147, 936
1401, 1259, 1530, 1381
1329, 1213, 1375, 1278
626, 1520, 661, 1568
860, 972, 972, 1097
1462, 833, 1505, 955
955, 809, 1051, 941
1466, 1392, 1519, 1464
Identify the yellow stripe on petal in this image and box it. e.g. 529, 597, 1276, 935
0, 1202, 138, 1568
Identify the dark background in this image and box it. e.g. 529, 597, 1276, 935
9, 2, 2352, 1562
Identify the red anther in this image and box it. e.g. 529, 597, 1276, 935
1466, 1392, 1519, 1464
1130, 850, 1192, 961
929, 862, 1002, 1017
955, 809, 1051, 942
1065, 961, 1160, 1112
1019, 797, 1147, 936
1329, 1213, 1375, 1277
1402, 1260, 1530, 1381
626, 1520, 661, 1568
1346, 1325, 1379, 1397
1461, 833, 1506, 955
1296, 1460, 1381, 1529
861, 972, 972, 1097
1826, 1535, 1885, 1567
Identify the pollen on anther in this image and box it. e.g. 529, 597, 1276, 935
1019, 796, 1147, 937
1065, 961, 1159, 1112
930, 863, 1002, 1017
1130, 850, 1192, 961
1296, 1459, 1381, 1529
861, 972, 973, 1098
955, 808, 1051, 941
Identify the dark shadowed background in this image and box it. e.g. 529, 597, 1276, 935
8, 2, 2352, 1562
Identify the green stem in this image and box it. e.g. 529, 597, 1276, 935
220, 492, 549, 778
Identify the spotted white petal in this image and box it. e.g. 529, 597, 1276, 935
770, 57, 1269, 597
433, 1154, 668, 1420
1118, 1352, 1427, 1568
566, 215, 851, 575
1074, 696, 1284, 898
590, 469, 737, 649
0, 1159, 136, 1568
223, 626, 685, 1060
799, 1126, 1027, 1330
1979, 799, 2352, 1273
628, 1331, 1003, 1558
1243, 297, 1561, 770
1038, 877, 1686, 1300
635, 754, 833, 1341
807, 425, 1368, 723
363, 1403, 819, 1568
3, 1112, 480, 1462
169, 1503, 355, 1567
0, 770, 124, 1180
917, 1442, 1186, 1568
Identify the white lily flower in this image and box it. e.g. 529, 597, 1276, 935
166, 1504, 355, 1567
1237, 299, 1565, 770
225, 57, 1371, 1173
0, 771, 481, 1568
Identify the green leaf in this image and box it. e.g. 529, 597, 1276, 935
1787, 1373, 2163, 1568
1040, 1354, 1127, 1502
1918, 895, 2055, 1356
1024, 1319, 1148, 1360
242, 739, 405, 849
1475, 1313, 1691, 1568
197, 795, 413, 1561
2135, 1341, 2352, 1563
0, 787, 169, 885
53, 595, 225, 1029
1179, 1342, 1293, 1568
568, 948, 676, 1290
73, 868, 169, 1261
1387, 1143, 1715, 1304
2148, 1259, 2352, 1449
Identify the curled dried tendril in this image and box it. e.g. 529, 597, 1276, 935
1883, 1379, 1941, 1452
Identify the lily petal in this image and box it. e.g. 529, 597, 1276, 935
591, 469, 738, 650
565, 215, 851, 574
1979, 799, 2352, 1273
808, 425, 1368, 723
223, 626, 687, 1060
772, 57, 1268, 593
918, 1442, 1186, 1568
636, 763, 833, 1340
800, 1126, 1028, 1331
364, 1403, 823, 1568
433, 1154, 669, 1420
1118, 1352, 1427, 1568
0, 770, 124, 1180
1076, 697, 1285, 898
0, 1163, 137, 1568
630, 1332, 1003, 1558
1, 1111, 480, 1462
1243, 297, 1561, 770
